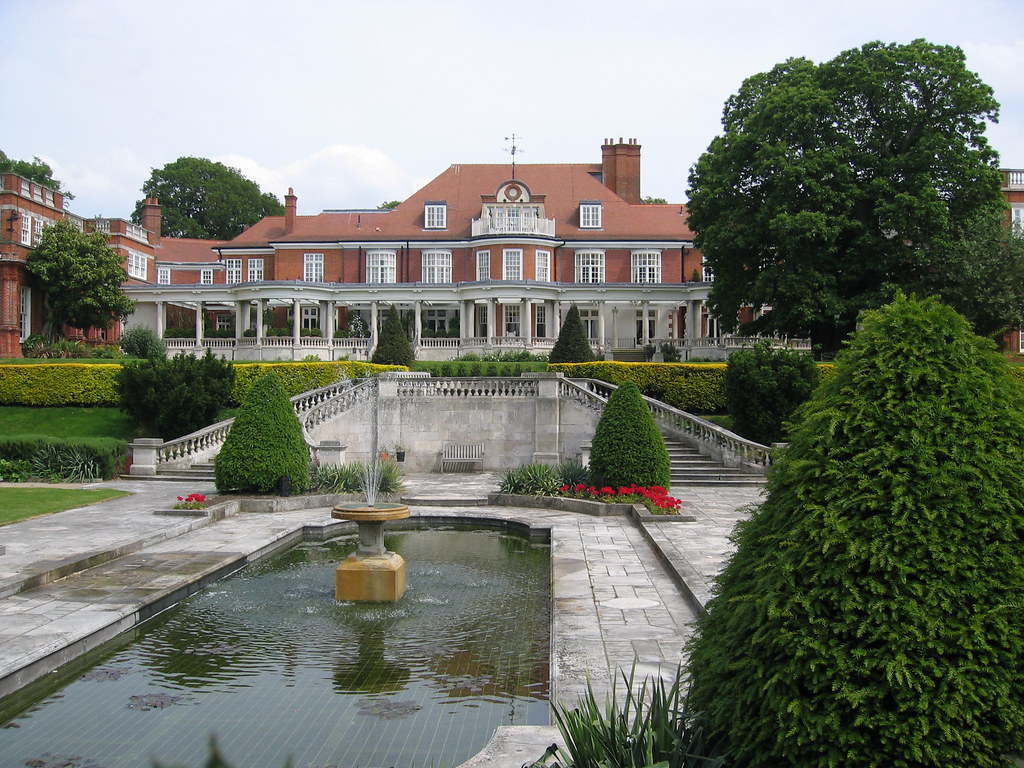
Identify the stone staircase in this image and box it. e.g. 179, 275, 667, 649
156, 462, 216, 482
665, 440, 766, 487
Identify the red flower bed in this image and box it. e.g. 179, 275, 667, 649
557, 483, 682, 515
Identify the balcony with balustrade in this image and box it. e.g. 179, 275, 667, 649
471, 214, 556, 237
1002, 169, 1024, 190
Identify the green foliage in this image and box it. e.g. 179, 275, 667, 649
588, 381, 670, 489
0, 150, 67, 194
119, 326, 167, 359
549, 361, 731, 413
687, 39, 1005, 351
0, 435, 127, 480
557, 459, 590, 488
549, 305, 596, 364
215, 373, 310, 493
230, 361, 398, 404
117, 351, 236, 439
311, 460, 404, 496
499, 463, 563, 496
724, 341, 819, 444
132, 157, 284, 240
0, 363, 121, 405
371, 305, 415, 367
0, 457, 32, 482
25, 219, 135, 340
685, 294, 1024, 767
540, 665, 724, 768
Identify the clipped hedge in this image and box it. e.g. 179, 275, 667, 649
549, 361, 838, 414
0, 434, 128, 479
0, 363, 121, 406
227, 362, 406, 405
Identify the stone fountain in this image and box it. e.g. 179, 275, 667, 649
331, 459, 409, 601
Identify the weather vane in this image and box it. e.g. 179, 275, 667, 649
505, 133, 524, 179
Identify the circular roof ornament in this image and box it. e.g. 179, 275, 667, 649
505, 184, 522, 201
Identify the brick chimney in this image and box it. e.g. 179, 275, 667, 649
141, 198, 162, 244
601, 138, 642, 203
285, 188, 297, 234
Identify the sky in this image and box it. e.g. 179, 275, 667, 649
5, 0, 1023, 219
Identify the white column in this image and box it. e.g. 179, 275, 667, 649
292, 299, 302, 344
155, 301, 164, 340
461, 300, 471, 340
414, 301, 422, 349
551, 301, 562, 338
522, 298, 531, 344
641, 301, 651, 345
370, 301, 379, 347
487, 299, 496, 340
235, 300, 248, 340
686, 300, 700, 343
194, 301, 203, 347
611, 306, 620, 347
255, 299, 265, 339
597, 305, 606, 348
323, 300, 335, 340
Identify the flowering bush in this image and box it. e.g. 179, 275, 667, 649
558, 483, 683, 515
173, 493, 208, 510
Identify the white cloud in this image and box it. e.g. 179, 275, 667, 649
216, 146, 430, 213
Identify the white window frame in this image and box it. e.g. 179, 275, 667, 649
579, 308, 598, 339
127, 249, 147, 280
247, 258, 264, 282
216, 314, 233, 331
301, 306, 320, 330
19, 287, 30, 341
367, 250, 397, 284
200, 268, 214, 285
575, 251, 605, 284
20, 214, 31, 245
476, 250, 491, 280
580, 203, 602, 229
535, 304, 547, 337
225, 258, 242, 284
32, 217, 43, 246
421, 250, 452, 283
304, 252, 324, 282
504, 304, 521, 336
535, 250, 550, 282
1013, 205, 1024, 234
157, 266, 171, 285
503, 248, 523, 281
424, 203, 447, 229
631, 251, 661, 283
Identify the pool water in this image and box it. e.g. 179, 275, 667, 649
0, 527, 551, 768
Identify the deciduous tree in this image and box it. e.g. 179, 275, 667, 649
687, 40, 1005, 351
132, 157, 284, 240
26, 220, 135, 339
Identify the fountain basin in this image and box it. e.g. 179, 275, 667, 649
332, 502, 411, 600
331, 502, 411, 522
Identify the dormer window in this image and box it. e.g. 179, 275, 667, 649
580, 202, 602, 228
424, 202, 447, 229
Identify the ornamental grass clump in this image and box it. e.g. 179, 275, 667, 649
214, 373, 309, 494
685, 294, 1024, 768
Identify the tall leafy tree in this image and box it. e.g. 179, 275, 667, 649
25, 220, 135, 340
687, 40, 1005, 351
132, 157, 284, 240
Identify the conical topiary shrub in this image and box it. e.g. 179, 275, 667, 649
371, 305, 414, 367
215, 372, 310, 493
549, 304, 596, 363
588, 380, 670, 489
685, 294, 1024, 768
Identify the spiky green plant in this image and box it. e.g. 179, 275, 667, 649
499, 463, 562, 496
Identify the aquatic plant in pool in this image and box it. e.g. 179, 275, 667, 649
0, 527, 550, 768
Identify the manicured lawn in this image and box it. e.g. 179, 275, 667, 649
0, 487, 132, 526
0, 406, 136, 441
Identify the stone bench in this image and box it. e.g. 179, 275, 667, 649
440, 443, 484, 472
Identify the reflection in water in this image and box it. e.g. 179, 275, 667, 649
0, 528, 550, 768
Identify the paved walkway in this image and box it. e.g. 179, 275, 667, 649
0, 474, 764, 767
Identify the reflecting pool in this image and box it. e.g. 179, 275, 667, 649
0, 527, 551, 768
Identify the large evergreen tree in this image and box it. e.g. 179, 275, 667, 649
687, 40, 1006, 351
686, 294, 1024, 767
132, 157, 284, 240
26, 219, 135, 340
549, 305, 595, 363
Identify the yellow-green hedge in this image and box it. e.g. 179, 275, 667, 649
230, 361, 406, 404
549, 361, 838, 413
0, 363, 121, 406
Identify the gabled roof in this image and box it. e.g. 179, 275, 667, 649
222, 162, 693, 249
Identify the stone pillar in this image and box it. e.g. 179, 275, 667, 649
486, 299, 496, 340
317, 440, 346, 467
641, 301, 651, 345
324, 300, 335, 341
155, 301, 165, 341
369, 301, 379, 356
526, 372, 562, 465
255, 299, 265, 338
597, 306, 606, 354
461, 300, 472, 340
235, 300, 248, 340
292, 298, 302, 345
551, 301, 562, 338
608, 306, 619, 360
129, 438, 163, 476
521, 298, 531, 344
413, 300, 422, 351
194, 300, 204, 348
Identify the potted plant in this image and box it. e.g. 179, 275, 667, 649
395, 445, 406, 462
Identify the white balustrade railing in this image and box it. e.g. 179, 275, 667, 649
419, 337, 461, 348
561, 377, 772, 471
471, 216, 557, 237
1007, 170, 1024, 189
395, 377, 539, 398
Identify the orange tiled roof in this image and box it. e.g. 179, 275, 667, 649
154, 237, 227, 263
223, 163, 693, 248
